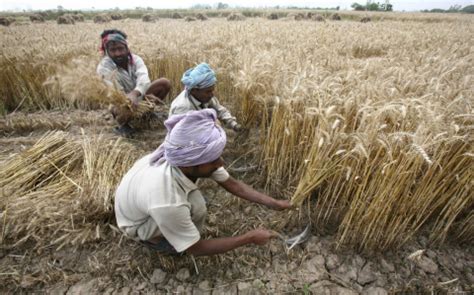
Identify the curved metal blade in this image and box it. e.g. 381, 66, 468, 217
285, 224, 311, 250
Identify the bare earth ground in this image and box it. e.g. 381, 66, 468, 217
0, 110, 473, 294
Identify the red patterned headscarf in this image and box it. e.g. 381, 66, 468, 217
100, 33, 128, 55
100, 33, 133, 64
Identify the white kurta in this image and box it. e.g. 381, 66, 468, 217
114, 154, 230, 252
97, 54, 151, 97
170, 90, 238, 129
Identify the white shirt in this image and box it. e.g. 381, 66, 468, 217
97, 54, 150, 96
114, 154, 230, 252
170, 90, 238, 129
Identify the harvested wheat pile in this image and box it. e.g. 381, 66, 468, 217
0, 131, 142, 250
142, 14, 158, 22
57, 15, 75, 25
110, 13, 123, 20
196, 13, 208, 21
331, 13, 342, 20
72, 14, 84, 22
93, 14, 111, 23
0, 112, 71, 135
29, 14, 45, 23
287, 12, 305, 21
267, 13, 278, 20
0, 17, 14, 26
311, 14, 325, 22
0, 111, 104, 136
172, 12, 183, 19
227, 13, 246, 21
44, 58, 155, 117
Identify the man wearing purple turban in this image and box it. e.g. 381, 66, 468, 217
97, 29, 171, 136
115, 109, 290, 256
170, 63, 243, 132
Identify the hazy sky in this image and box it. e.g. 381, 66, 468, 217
1, 0, 473, 12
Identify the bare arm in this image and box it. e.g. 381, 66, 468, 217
218, 176, 291, 210
133, 55, 151, 96
186, 228, 274, 256
126, 89, 142, 109
209, 97, 239, 129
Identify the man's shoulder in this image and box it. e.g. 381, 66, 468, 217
97, 56, 115, 71
131, 54, 144, 63
98, 56, 114, 65
173, 90, 187, 101
209, 96, 220, 105
170, 91, 190, 108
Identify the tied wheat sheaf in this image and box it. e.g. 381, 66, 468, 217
0, 131, 142, 249
0, 13, 473, 251
44, 57, 155, 117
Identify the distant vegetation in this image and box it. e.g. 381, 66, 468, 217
1, 3, 473, 22
0, 8, 343, 21
351, 1, 393, 11
350, 2, 474, 13
421, 5, 474, 13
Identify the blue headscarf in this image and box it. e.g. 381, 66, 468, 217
181, 63, 217, 90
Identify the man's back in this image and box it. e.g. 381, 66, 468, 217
115, 152, 229, 252
114, 155, 198, 240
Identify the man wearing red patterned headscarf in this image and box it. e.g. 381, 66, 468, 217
97, 29, 171, 136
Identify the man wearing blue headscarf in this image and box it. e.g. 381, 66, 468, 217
170, 63, 242, 131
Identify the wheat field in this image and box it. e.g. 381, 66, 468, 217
0, 12, 472, 252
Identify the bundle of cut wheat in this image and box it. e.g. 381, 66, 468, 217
196, 13, 208, 21
93, 14, 111, 23
0, 131, 141, 250
0, 112, 71, 134
57, 15, 75, 25
185, 16, 197, 22
0, 17, 15, 26
110, 13, 123, 21
312, 14, 325, 22
71, 14, 84, 22
172, 12, 183, 19
331, 13, 342, 20
227, 13, 246, 21
287, 13, 305, 21
44, 57, 155, 118
142, 14, 158, 23
29, 14, 45, 23
267, 13, 278, 20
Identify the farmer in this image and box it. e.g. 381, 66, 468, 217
97, 29, 171, 136
114, 109, 291, 256
170, 63, 242, 132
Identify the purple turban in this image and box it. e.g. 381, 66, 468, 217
150, 109, 227, 167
